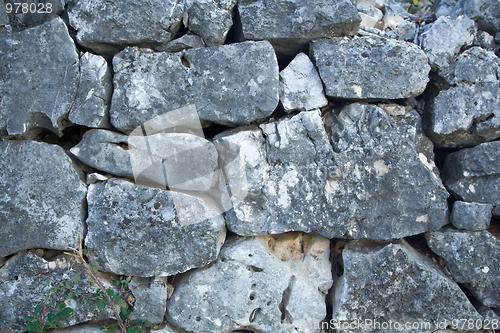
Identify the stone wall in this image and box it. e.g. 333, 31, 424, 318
1, 0, 499, 332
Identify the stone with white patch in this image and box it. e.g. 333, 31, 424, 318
215, 105, 448, 239
0, 140, 87, 257
167, 233, 332, 333
310, 36, 430, 99
450, 201, 492, 230
442, 141, 500, 205
279, 52, 328, 112
426, 228, 500, 308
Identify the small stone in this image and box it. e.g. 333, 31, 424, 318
332, 239, 482, 331
380, 103, 406, 116
393, 19, 417, 41
185, 0, 237, 46
238, 0, 361, 55
167, 233, 332, 333
357, 5, 383, 29
110, 41, 279, 132
86, 173, 111, 184
70, 129, 136, 178
0, 18, 79, 138
310, 36, 430, 99
473, 30, 496, 50
150, 323, 183, 333
420, 15, 476, 71
450, 201, 493, 230
426, 228, 500, 308
279, 52, 328, 112
68, 0, 184, 56
0, 253, 118, 332
155, 33, 205, 52
442, 141, 500, 205
0, 140, 87, 257
357, 0, 388, 10
86, 178, 226, 277
452, 0, 500, 34
69, 53, 112, 129
129, 277, 169, 324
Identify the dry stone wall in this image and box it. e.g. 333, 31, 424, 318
1, 0, 500, 332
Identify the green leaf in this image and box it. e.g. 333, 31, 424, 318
97, 299, 105, 311
34, 305, 42, 315
72, 274, 81, 283
45, 280, 51, 286
26, 322, 36, 331
25, 315, 35, 322
106, 288, 122, 302
67, 292, 75, 300
58, 307, 74, 319
127, 326, 139, 333
47, 312, 57, 323
57, 302, 66, 312
92, 265, 99, 273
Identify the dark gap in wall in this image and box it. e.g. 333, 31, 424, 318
446, 195, 458, 214
433, 147, 460, 171
404, 233, 448, 274
202, 123, 232, 140
487, 217, 500, 239
276, 43, 309, 71
457, 283, 483, 313
30, 125, 90, 149
320, 300, 336, 333
172, 20, 189, 41
224, 5, 245, 45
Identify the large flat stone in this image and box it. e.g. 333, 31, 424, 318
167, 232, 332, 333
332, 240, 482, 333
0, 18, 79, 138
215, 105, 448, 239
0, 140, 87, 257
68, 0, 183, 56
442, 141, 500, 205
110, 41, 279, 132
310, 36, 430, 99
85, 178, 226, 277
238, 0, 361, 55
426, 228, 500, 308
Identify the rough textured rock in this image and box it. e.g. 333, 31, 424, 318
332, 240, 482, 332
70, 129, 135, 178
3, 0, 63, 28
473, 30, 496, 51
310, 36, 430, 99
53, 324, 105, 333
0, 252, 117, 333
420, 15, 476, 71
155, 33, 205, 52
426, 47, 500, 148
426, 228, 500, 308
215, 105, 448, 239
68, 0, 184, 56
69, 53, 112, 129
279, 52, 328, 112
0, 18, 79, 138
238, 0, 361, 55
452, 0, 500, 34
110, 41, 279, 132
450, 201, 492, 230
358, 5, 383, 29
0, 0, 8, 26
442, 141, 500, 205
86, 178, 226, 277
167, 233, 332, 333
129, 277, 170, 324
0, 140, 87, 257
185, 0, 237, 46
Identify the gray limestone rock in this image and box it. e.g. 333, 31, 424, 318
238, 0, 361, 55
279, 52, 328, 113
3, 0, 62, 28
151, 324, 184, 333
110, 41, 279, 132
440, 47, 500, 85
167, 233, 332, 333
473, 30, 496, 51
0, 140, 87, 257
155, 33, 205, 52
450, 201, 493, 230
129, 277, 169, 324
357, 5, 383, 29
442, 141, 500, 205
69, 53, 112, 129
214, 105, 448, 239
185, 0, 237, 46
0, 0, 8, 26
0, 18, 79, 138
310, 36, 430, 99
420, 15, 476, 71
68, 0, 184, 56
52, 324, 105, 333
86, 178, 226, 277
0, 252, 118, 333
394, 20, 417, 41
70, 129, 135, 178
426, 228, 500, 308
452, 0, 500, 34
332, 240, 482, 333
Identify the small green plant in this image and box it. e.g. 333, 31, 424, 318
25, 235, 152, 333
